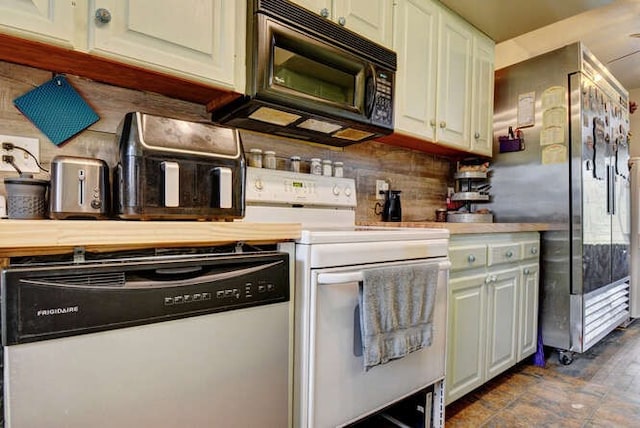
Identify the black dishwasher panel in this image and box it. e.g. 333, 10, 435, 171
1, 252, 289, 345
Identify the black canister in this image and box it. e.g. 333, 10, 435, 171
382, 190, 402, 222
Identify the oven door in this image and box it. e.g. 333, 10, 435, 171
299, 258, 449, 428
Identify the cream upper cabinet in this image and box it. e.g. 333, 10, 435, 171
289, 0, 393, 48
88, 0, 245, 90
393, 0, 438, 140
435, 9, 473, 149
470, 33, 495, 156
394, 0, 495, 156
0, 0, 76, 47
0, 0, 245, 91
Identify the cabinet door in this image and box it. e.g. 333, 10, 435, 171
393, 0, 438, 141
333, 0, 394, 48
435, 10, 472, 148
470, 34, 495, 157
289, 0, 331, 17
0, 0, 75, 47
518, 263, 539, 361
446, 273, 486, 404
88, 0, 244, 89
485, 267, 519, 381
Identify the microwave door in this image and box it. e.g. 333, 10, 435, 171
257, 17, 366, 119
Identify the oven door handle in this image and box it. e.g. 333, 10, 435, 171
317, 271, 363, 285
316, 260, 450, 285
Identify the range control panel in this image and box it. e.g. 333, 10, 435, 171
245, 166, 357, 207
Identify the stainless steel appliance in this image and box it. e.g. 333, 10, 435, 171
1, 245, 293, 427
243, 167, 449, 427
212, 0, 396, 147
49, 155, 110, 219
114, 112, 246, 220
489, 42, 630, 363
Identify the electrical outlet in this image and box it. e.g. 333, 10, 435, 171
375, 179, 389, 200
0, 135, 40, 173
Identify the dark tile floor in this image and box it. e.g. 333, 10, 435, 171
445, 320, 640, 427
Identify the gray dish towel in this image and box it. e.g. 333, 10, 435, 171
359, 263, 439, 371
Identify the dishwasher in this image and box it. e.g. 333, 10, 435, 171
1, 244, 293, 428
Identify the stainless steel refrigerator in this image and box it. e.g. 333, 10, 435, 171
489, 42, 630, 364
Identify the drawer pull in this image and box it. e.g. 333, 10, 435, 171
485, 276, 492, 284
506, 250, 514, 258
524, 268, 530, 275
467, 254, 476, 263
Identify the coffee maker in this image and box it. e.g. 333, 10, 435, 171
376, 189, 402, 222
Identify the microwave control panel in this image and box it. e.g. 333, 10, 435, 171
372, 70, 394, 127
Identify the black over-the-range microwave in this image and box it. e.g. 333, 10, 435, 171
212, 0, 397, 147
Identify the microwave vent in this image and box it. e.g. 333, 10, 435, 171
257, 0, 396, 71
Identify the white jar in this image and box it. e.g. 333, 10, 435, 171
248, 148, 262, 168
290, 156, 301, 173
333, 161, 344, 177
322, 159, 332, 176
310, 158, 322, 175
263, 151, 276, 169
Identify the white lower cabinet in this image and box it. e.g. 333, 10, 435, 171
446, 232, 540, 405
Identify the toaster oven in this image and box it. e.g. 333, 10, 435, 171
114, 112, 246, 220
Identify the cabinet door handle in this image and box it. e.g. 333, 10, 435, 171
467, 254, 476, 263
474, 132, 480, 139
429, 119, 436, 127
320, 8, 329, 18
439, 121, 446, 128
95, 8, 112, 24
506, 250, 513, 258
338, 16, 346, 26
531, 247, 538, 255
524, 268, 530, 275
485, 276, 492, 284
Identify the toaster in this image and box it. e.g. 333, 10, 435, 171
49, 156, 110, 219
114, 112, 246, 220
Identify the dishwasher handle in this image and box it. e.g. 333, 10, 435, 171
316, 260, 450, 285
127, 261, 283, 289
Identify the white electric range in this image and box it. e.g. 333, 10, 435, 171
244, 167, 450, 428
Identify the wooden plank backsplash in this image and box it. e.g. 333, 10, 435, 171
0, 61, 453, 222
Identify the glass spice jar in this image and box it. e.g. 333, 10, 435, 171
322, 159, 332, 176
310, 158, 322, 175
248, 148, 263, 168
263, 150, 276, 169
289, 156, 301, 173
333, 161, 344, 177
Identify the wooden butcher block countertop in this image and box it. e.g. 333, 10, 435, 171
0, 220, 301, 257
359, 221, 565, 234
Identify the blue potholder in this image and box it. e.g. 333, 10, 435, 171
13, 75, 99, 145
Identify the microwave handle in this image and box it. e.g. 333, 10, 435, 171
364, 65, 376, 117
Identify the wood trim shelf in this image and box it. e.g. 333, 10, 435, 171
0, 33, 242, 109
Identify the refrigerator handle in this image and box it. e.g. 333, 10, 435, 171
611, 165, 616, 215
607, 165, 612, 214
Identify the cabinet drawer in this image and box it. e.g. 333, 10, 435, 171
487, 243, 520, 266
521, 241, 540, 260
450, 245, 487, 271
